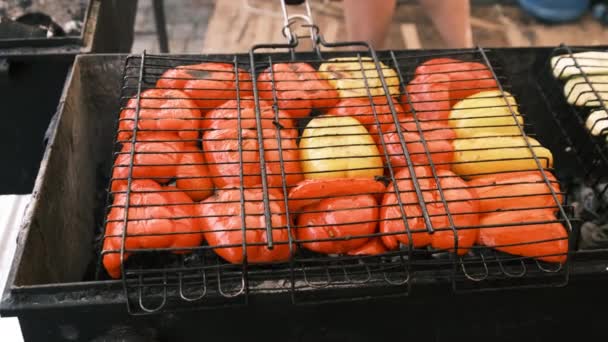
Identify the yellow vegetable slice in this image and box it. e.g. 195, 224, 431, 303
551, 51, 608, 79
299, 115, 383, 179
586, 109, 608, 136
452, 134, 553, 177
564, 75, 608, 107
449, 90, 523, 138
318, 57, 400, 98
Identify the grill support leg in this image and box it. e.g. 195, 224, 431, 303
152, 0, 169, 53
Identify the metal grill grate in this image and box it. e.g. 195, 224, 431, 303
96, 37, 574, 313
542, 45, 608, 207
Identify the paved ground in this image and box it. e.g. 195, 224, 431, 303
131, 0, 214, 53
132, 0, 608, 54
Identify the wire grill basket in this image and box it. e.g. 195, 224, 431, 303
542, 45, 608, 205
97, 1, 573, 314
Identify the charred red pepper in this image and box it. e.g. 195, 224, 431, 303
469, 170, 567, 263
257, 62, 338, 118
103, 180, 203, 278
325, 97, 406, 138
402, 73, 452, 121
289, 178, 386, 254
202, 128, 302, 188
404, 58, 498, 109
380, 166, 479, 254
478, 209, 568, 263
156, 62, 253, 112
202, 97, 295, 130
199, 188, 293, 263
347, 237, 388, 256
377, 121, 455, 172
112, 132, 213, 201
118, 89, 202, 142
468, 171, 563, 213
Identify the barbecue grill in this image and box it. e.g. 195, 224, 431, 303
0, 0, 137, 195
2, 1, 608, 340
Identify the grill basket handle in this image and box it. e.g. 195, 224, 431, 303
280, 0, 319, 47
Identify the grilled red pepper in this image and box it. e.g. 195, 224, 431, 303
378, 121, 455, 172
347, 237, 388, 256
202, 97, 295, 130
257, 62, 338, 117
406, 58, 498, 107
468, 171, 563, 213
203, 128, 302, 188
402, 73, 452, 121
380, 166, 479, 254
118, 89, 202, 141
199, 188, 292, 263
111, 132, 213, 201
478, 209, 568, 263
289, 178, 386, 254
103, 180, 203, 278
156, 63, 253, 112
288, 178, 386, 212
325, 97, 406, 138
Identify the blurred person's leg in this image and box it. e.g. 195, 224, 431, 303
343, 0, 473, 49
343, 0, 397, 49
419, 0, 473, 48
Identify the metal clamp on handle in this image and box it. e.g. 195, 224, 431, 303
280, 0, 320, 47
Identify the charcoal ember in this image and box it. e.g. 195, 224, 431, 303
571, 183, 601, 221
579, 222, 608, 250
596, 183, 608, 205
63, 19, 82, 35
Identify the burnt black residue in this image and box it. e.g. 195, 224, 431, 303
16, 12, 66, 37
185, 69, 211, 79
4, 0, 89, 36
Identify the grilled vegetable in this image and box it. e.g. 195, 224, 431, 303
103, 180, 203, 278
118, 89, 202, 141
586, 109, 608, 136
318, 57, 400, 98
452, 134, 553, 177
203, 128, 302, 188
380, 166, 479, 254
551, 51, 608, 79
296, 194, 378, 254
564, 75, 608, 106
156, 62, 253, 111
111, 132, 213, 201
378, 122, 455, 172
478, 209, 568, 263
468, 171, 563, 213
325, 97, 406, 137
287, 178, 386, 212
346, 237, 388, 256
199, 188, 292, 264
288, 178, 386, 254
299, 115, 384, 179
449, 90, 523, 138
401, 73, 452, 121
410, 58, 498, 105
257, 62, 338, 117
202, 98, 295, 130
